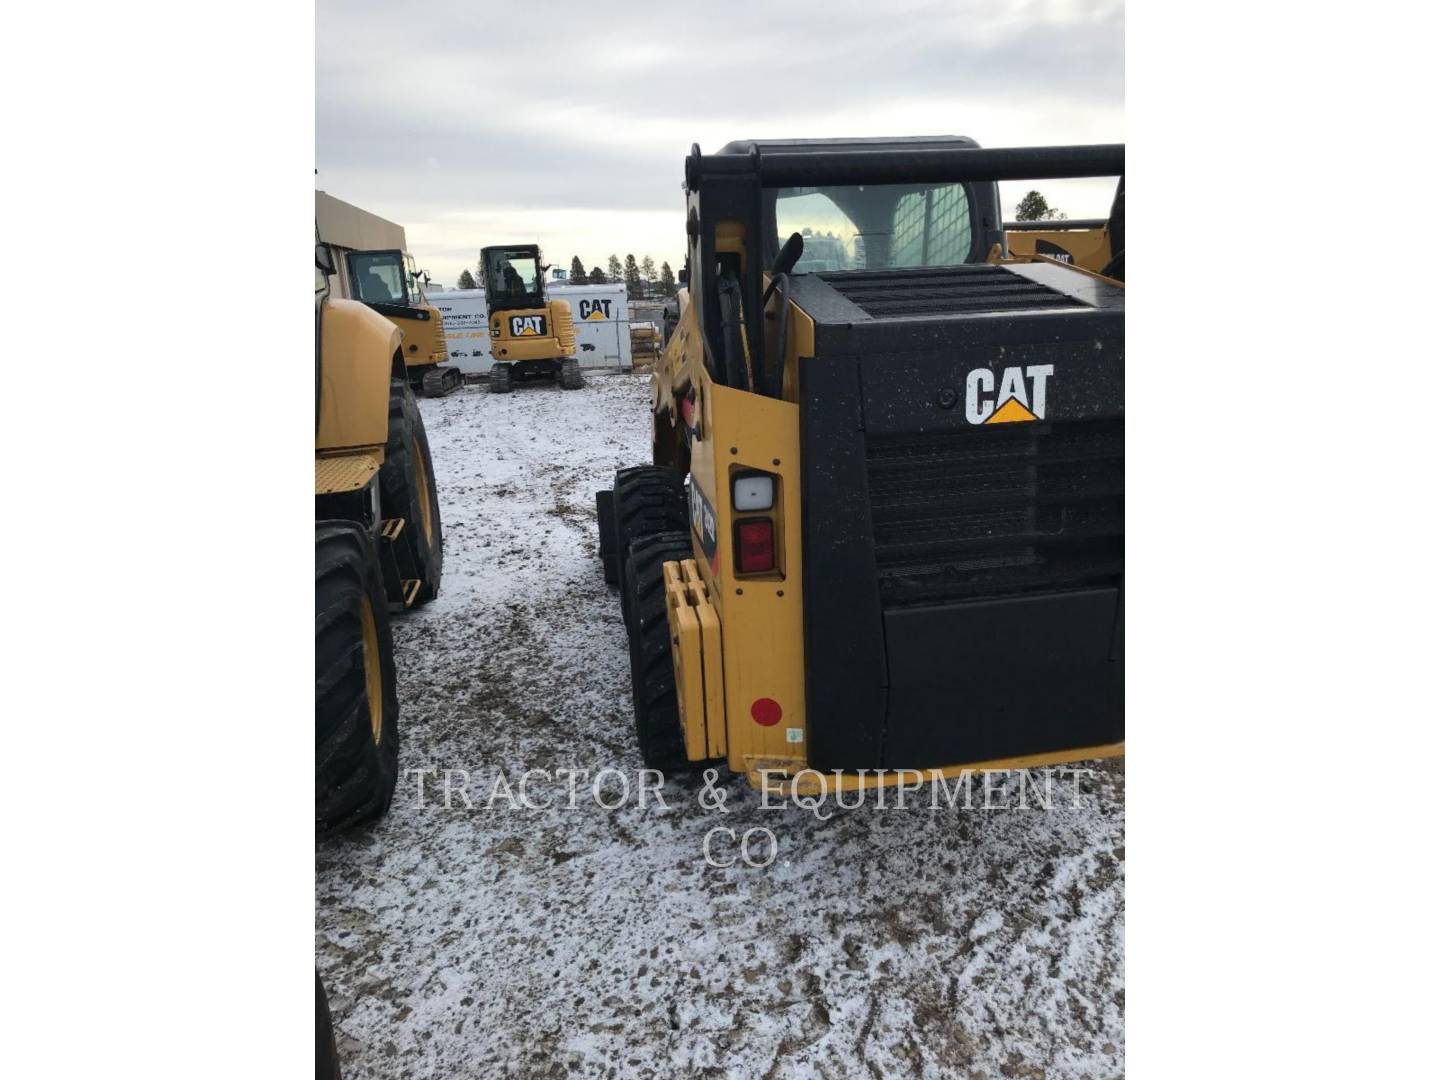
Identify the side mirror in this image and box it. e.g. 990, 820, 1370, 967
772, 232, 805, 278
760, 232, 805, 308
315, 243, 335, 275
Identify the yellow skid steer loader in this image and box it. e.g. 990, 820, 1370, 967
596, 137, 1125, 797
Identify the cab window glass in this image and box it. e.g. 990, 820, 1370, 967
486, 252, 540, 303
775, 182, 974, 271
890, 185, 973, 266
350, 252, 406, 304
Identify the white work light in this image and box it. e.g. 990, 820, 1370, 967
732, 473, 775, 512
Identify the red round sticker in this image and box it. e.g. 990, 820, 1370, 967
751, 698, 782, 727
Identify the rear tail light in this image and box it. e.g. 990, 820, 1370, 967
734, 519, 775, 574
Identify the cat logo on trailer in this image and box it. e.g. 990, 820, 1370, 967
965, 364, 1054, 425
578, 298, 612, 321
510, 315, 547, 337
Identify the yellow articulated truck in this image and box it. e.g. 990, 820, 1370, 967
480, 244, 584, 393
316, 191, 463, 396
315, 237, 443, 833
596, 137, 1125, 797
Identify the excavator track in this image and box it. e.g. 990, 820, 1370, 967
420, 365, 464, 397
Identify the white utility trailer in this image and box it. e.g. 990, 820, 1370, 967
430, 283, 632, 374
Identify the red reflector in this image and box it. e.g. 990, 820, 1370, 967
751, 698, 782, 726
735, 519, 774, 573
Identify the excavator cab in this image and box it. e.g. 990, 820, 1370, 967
482, 245, 544, 308
348, 249, 413, 304
347, 248, 463, 397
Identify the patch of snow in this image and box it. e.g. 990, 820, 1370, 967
316, 373, 1125, 1078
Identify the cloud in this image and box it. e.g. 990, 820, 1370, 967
317, 0, 1124, 287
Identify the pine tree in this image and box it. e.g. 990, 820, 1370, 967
640, 255, 657, 295
588, 266, 607, 285
457, 269, 477, 290
658, 261, 676, 297
607, 254, 623, 284
623, 254, 642, 300
569, 256, 586, 282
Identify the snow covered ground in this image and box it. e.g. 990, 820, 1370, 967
315, 373, 1125, 1079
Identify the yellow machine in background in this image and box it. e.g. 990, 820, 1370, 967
480, 244, 583, 393
314, 238, 444, 834
596, 138, 1125, 797
315, 191, 463, 396
1003, 177, 1124, 279
346, 248, 463, 396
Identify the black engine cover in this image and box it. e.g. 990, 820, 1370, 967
793, 264, 1124, 771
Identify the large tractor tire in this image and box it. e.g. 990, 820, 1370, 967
316, 972, 342, 1080
559, 357, 584, 390
316, 522, 400, 834
610, 466, 687, 629
595, 490, 619, 585
380, 379, 443, 605
624, 530, 694, 772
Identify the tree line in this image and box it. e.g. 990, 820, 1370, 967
458, 254, 678, 299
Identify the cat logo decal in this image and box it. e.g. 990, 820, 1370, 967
965, 364, 1054, 425
509, 315, 547, 337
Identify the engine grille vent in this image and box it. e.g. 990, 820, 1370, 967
865, 419, 1123, 607
820, 265, 1082, 318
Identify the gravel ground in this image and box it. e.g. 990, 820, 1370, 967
316, 372, 1125, 1079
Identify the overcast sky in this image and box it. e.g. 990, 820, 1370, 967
317, 0, 1123, 289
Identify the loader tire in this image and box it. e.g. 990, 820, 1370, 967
380, 379, 443, 604
595, 489, 619, 586
624, 530, 693, 773
488, 363, 512, 394
611, 466, 687, 630
559, 357, 584, 390
316, 522, 399, 835
316, 971, 342, 1080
